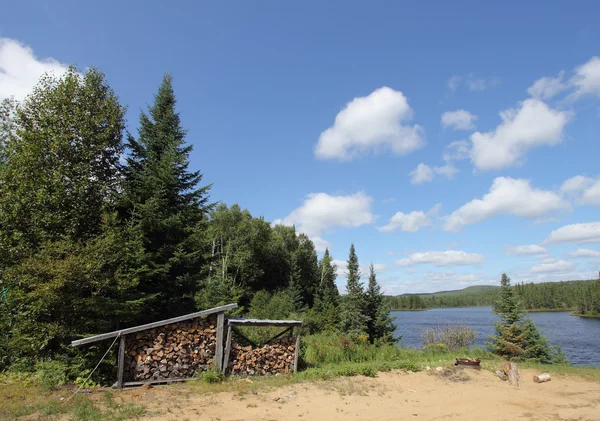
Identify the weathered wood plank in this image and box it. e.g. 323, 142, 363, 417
228, 318, 302, 327
71, 303, 238, 347
122, 377, 199, 387
293, 325, 301, 374
116, 334, 126, 389
215, 312, 225, 370
222, 325, 233, 373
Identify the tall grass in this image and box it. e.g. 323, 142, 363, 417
420, 324, 478, 350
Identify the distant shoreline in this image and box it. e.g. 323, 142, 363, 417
571, 312, 600, 319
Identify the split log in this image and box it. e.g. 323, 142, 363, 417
123, 317, 218, 382
503, 362, 520, 387
229, 337, 296, 376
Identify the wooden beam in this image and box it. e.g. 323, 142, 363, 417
215, 312, 225, 370
116, 334, 126, 389
231, 326, 259, 349
228, 318, 303, 327
122, 377, 198, 387
222, 325, 233, 373
265, 326, 293, 345
71, 303, 238, 347
293, 325, 301, 374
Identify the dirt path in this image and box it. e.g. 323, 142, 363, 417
126, 368, 600, 421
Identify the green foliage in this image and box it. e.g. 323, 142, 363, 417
488, 273, 564, 364
339, 244, 368, 338
201, 365, 225, 383
365, 264, 396, 344
120, 73, 213, 322
420, 324, 478, 351
34, 359, 69, 391
0, 68, 126, 267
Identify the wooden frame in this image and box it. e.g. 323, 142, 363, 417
71, 303, 238, 389
223, 318, 303, 374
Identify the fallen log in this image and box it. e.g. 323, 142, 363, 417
504, 362, 520, 387
533, 373, 551, 383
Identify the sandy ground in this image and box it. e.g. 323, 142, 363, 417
124, 368, 600, 421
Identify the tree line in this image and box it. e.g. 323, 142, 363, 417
0, 68, 394, 375
384, 279, 600, 315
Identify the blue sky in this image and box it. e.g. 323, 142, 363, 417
1, 1, 600, 294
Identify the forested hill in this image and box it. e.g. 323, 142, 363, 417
384, 280, 600, 315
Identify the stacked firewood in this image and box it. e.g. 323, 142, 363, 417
124, 317, 217, 381
229, 337, 296, 376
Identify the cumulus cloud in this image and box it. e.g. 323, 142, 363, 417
570, 56, 600, 99
274, 191, 375, 240
332, 260, 386, 280
444, 177, 569, 232
527, 71, 567, 100
469, 99, 570, 171
443, 140, 470, 161
315, 87, 424, 160
566, 248, 600, 258
529, 260, 576, 274
560, 175, 600, 205
395, 250, 484, 267
441, 110, 478, 130
310, 236, 331, 253
409, 163, 434, 184
505, 245, 548, 256
378, 204, 441, 233
447, 75, 462, 92
0, 38, 70, 102
544, 222, 600, 245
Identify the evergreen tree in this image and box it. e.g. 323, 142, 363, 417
313, 248, 340, 331
121, 73, 213, 321
339, 244, 368, 338
488, 273, 564, 363
287, 255, 305, 312
365, 264, 396, 343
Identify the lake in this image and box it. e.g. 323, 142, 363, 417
391, 307, 600, 367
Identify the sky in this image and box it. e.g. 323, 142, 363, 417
1, 0, 600, 294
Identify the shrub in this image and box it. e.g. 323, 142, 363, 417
35, 360, 69, 391
420, 324, 478, 350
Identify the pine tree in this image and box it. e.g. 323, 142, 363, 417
339, 244, 368, 338
121, 73, 213, 321
287, 255, 305, 312
365, 264, 396, 343
488, 273, 564, 363
313, 248, 340, 331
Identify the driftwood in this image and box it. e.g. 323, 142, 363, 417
124, 317, 218, 382
496, 370, 508, 381
533, 373, 551, 383
503, 362, 520, 387
229, 337, 296, 376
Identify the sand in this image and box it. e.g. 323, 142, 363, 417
127, 368, 600, 421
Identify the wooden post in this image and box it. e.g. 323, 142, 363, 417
116, 334, 126, 389
293, 325, 301, 374
215, 312, 225, 370
222, 324, 233, 373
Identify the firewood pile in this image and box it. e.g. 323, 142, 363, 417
229, 336, 296, 376
124, 317, 217, 381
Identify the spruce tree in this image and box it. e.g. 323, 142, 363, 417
365, 264, 396, 343
287, 255, 305, 312
488, 273, 563, 363
339, 244, 368, 338
314, 248, 340, 331
121, 73, 213, 321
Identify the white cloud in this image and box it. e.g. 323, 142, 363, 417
396, 250, 484, 267
447, 75, 462, 92
274, 192, 375, 239
470, 99, 570, 171
444, 177, 569, 232
433, 162, 459, 179
505, 245, 548, 256
311, 236, 331, 253
544, 222, 600, 245
443, 140, 470, 161
566, 248, 600, 258
529, 260, 576, 274
409, 163, 434, 184
372, 263, 387, 273
527, 71, 567, 100
315, 87, 424, 160
378, 204, 441, 233
467, 77, 487, 92
441, 110, 478, 130
559, 175, 600, 205
0, 38, 70, 102
570, 56, 600, 99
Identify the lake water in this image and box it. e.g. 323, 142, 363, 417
391, 307, 600, 367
